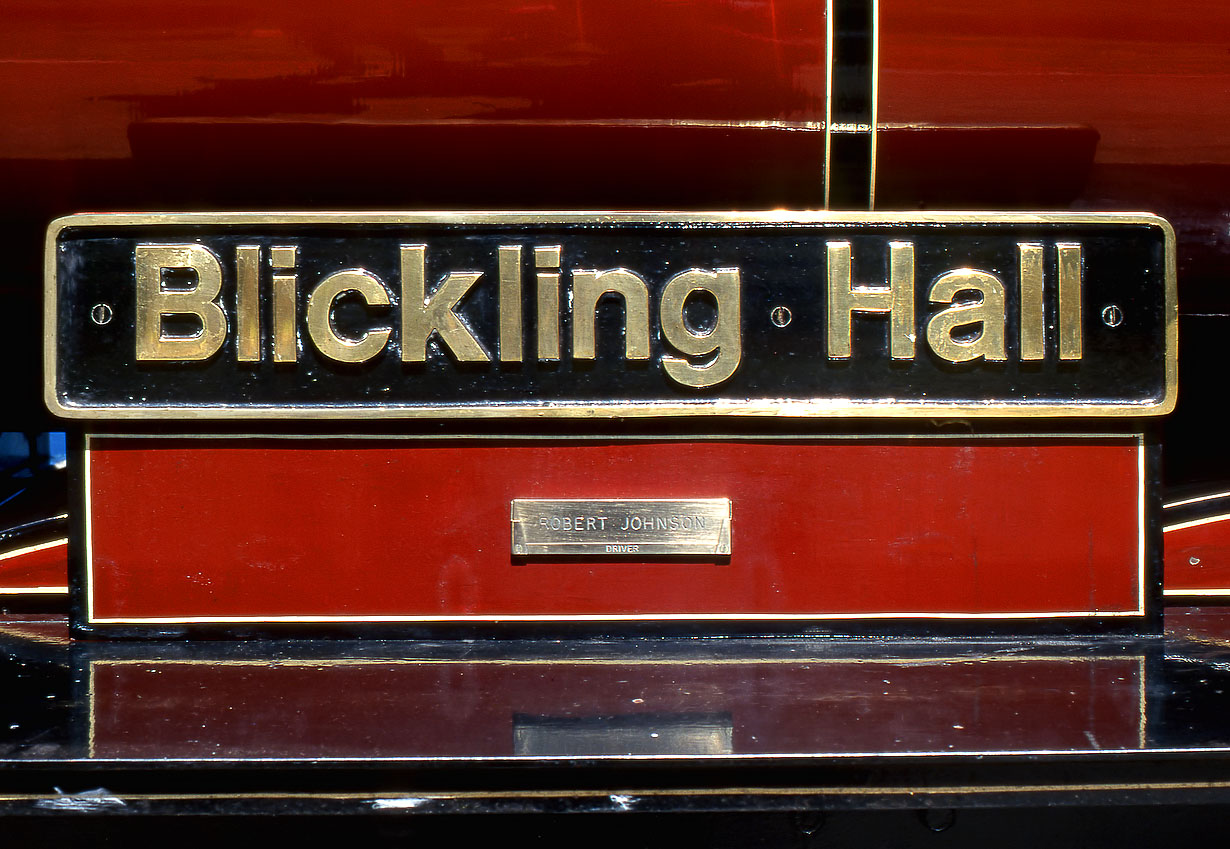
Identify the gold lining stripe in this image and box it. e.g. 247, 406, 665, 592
0, 537, 66, 561
86, 612, 1147, 625
1164, 513, 1230, 533
12, 780, 1230, 805
823, 0, 834, 208
87, 655, 1144, 667
143, 117, 828, 131
1164, 491, 1230, 509
829, 123, 873, 134
869, 0, 879, 209
1138, 441, 1146, 612
85, 437, 95, 622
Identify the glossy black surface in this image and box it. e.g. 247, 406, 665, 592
0, 608, 1228, 816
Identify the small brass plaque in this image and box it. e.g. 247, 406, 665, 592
511, 499, 731, 557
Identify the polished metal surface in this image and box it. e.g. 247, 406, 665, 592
511, 498, 732, 556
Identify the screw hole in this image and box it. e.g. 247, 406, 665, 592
90, 303, 113, 326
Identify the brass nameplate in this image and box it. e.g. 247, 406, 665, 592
511, 499, 732, 556
46, 212, 1177, 420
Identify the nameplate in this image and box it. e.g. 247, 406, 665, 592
511, 499, 732, 556
46, 211, 1176, 420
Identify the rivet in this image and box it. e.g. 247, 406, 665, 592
90, 303, 113, 326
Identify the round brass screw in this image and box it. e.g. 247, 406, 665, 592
90, 303, 113, 326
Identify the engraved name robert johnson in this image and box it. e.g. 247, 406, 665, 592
47, 213, 1176, 418
510, 499, 732, 557
535, 513, 712, 532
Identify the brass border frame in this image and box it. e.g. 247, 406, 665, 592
45, 211, 1178, 420
82, 432, 1147, 625
823, 0, 834, 207
869, 0, 879, 208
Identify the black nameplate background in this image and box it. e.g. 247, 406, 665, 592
47, 213, 1174, 419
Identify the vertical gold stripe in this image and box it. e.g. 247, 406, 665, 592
84, 434, 95, 623
1137, 655, 1147, 749
868, 0, 879, 210
1138, 437, 1146, 617
88, 659, 96, 758
271, 274, 297, 363
498, 245, 523, 362
823, 0, 834, 209
235, 245, 261, 362
1057, 242, 1083, 360
1018, 242, 1045, 361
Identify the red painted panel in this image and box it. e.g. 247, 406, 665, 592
85, 436, 1143, 623
1164, 516, 1230, 596
0, 0, 824, 162
877, 0, 1230, 167
88, 656, 1144, 758
0, 540, 68, 594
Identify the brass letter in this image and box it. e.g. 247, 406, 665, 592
926, 269, 1008, 363
571, 268, 651, 360
235, 245, 260, 362
271, 246, 298, 363
1057, 242, 1083, 360
498, 245, 523, 362
659, 268, 742, 388
1018, 242, 1044, 361
134, 243, 226, 361
305, 270, 392, 363
400, 245, 490, 363
535, 246, 561, 361
826, 240, 915, 359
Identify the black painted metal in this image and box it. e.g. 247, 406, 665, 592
827, 0, 875, 209
2, 612, 1230, 813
